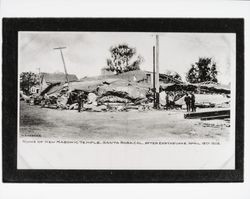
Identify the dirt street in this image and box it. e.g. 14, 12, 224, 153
19, 101, 230, 141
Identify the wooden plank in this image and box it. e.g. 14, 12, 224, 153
184, 109, 230, 119
200, 115, 230, 120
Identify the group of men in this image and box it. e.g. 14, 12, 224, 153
164, 91, 195, 112
184, 93, 196, 112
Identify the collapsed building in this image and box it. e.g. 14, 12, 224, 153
34, 70, 230, 112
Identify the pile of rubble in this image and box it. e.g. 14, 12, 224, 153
27, 79, 154, 112
22, 78, 231, 112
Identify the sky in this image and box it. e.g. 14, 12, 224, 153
19, 32, 235, 84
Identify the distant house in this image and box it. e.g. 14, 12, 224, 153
30, 85, 40, 94
143, 71, 183, 84
40, 72, 78, 92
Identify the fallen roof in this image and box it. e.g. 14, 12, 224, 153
41, 72, 78, 83
80, 70, 183, 84
69, 78, 119, 91
161, 82, 230, 94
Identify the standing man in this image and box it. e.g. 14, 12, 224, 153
77, 92, 83, 112
190, 93, 196, 112
165, 91, 170, 110
44, 93, 50, 107
184, 93, 190, 112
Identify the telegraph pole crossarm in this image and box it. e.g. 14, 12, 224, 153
53, 47, 69, 84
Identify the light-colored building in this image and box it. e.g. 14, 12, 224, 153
30, 85, 40, 94
30, 72, 78, 94
40, 72, 78, 91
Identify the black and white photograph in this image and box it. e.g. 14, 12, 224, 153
1, 0, 249, 198
1, 17, 244, 184
18, 31, 236, 170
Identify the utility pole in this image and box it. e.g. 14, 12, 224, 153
155, 34, 160, 109
53, 47, 69, 84
153, 46, 156, 107
37, 67, 41, 94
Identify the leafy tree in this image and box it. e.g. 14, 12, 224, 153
20, 72, 39, 94
186, 57, 218, 83
106, 44, 143, 74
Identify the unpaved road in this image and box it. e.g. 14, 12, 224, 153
19, 101, 230, 141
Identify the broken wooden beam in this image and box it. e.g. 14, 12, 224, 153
184, 109, 230, 119
200, 115, 230, 121
126, 105, 139, 110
